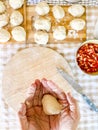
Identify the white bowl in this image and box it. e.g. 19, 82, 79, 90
75, 40, 98, 75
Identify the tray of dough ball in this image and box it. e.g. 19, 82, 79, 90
26, 1, 86, 45
0, 0, 26, 43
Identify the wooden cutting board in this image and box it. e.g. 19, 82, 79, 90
0, 0, 26, 44
2, 47, 73, 111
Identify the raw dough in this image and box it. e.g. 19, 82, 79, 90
9, 0, 24, 9
0, 1, 6, 13
68, 4, 85, 17
35, 1, 50, 15
52, 5, 65, 19
53, 26, 66, 40
70, 19, 85, 31
34, 31, 49, 45
33, 18, 51, 32
0, 13, 9, 27
42, 94, 62, 115
10, 11, 23, 26
0, 29, 11, 42
11, 26, 26, 41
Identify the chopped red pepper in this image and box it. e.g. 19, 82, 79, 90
76, 43, 98, 73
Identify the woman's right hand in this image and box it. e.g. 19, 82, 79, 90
42, 79, 80, 130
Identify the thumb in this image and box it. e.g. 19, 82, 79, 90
18, 103, 28, 130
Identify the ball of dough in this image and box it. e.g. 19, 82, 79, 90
0, 29, 11, 42
9, 0, 24, 9
33, 18, 51, 32
11, 26, 26, 41
42, 94, 62, 115
0, 13, 9, 27
52, 5, 65, 19
68, 4, 85, 17
53, 26, 66, 40
70, 19, 85, 31
35, 1, 50, 15
10, 11, 23, 26
0, 1, 6, 13
34, 31, 49, 45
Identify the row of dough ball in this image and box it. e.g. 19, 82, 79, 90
34, 26, 66, 45
33, 17, 85, 32
0, 26, 26, 42
0, 0, 24, 13
35, 2, 85, 18
0, 10, 23, 28
34, 22, 85, 45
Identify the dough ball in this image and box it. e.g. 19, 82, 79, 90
0, 13, 9, 27
53, 26, 66, 40
10, 11, 23, 26
42, 94, 62, 115
0, 1, 6, 13
70, 19, 85, 31
34, 18, 51, 32
0, 29, 11, 42
11, 26, 26, 41
35, 1, 50, 15
34, 31, 49, 45
52, 5, 65, 19
9, 0, 24, 9
68, 4, 85, 17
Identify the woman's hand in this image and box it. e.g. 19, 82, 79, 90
42, 79, 80, 130
18, 78, 80, 130
18, 79, 50, 130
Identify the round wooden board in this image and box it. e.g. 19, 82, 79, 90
2, 47, 72, 111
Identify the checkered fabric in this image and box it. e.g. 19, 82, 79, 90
27, 0, 98, 6
0, 0, 98, 130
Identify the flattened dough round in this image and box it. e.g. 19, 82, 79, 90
0, 13, 9, 27
34, 18, 51, 32
0, 28, 11, 42
35, 1, 50, 15
52, 5, 65, 19
53, 26, 66, 40
34, 31, 49, 44
11, 26, 26, 41
70, 19, 85, 31
68, 4, 85, 17
10, 11, 23, 26
9, 0, 24, 9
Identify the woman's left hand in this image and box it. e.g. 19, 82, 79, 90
18, 79, 50, 130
